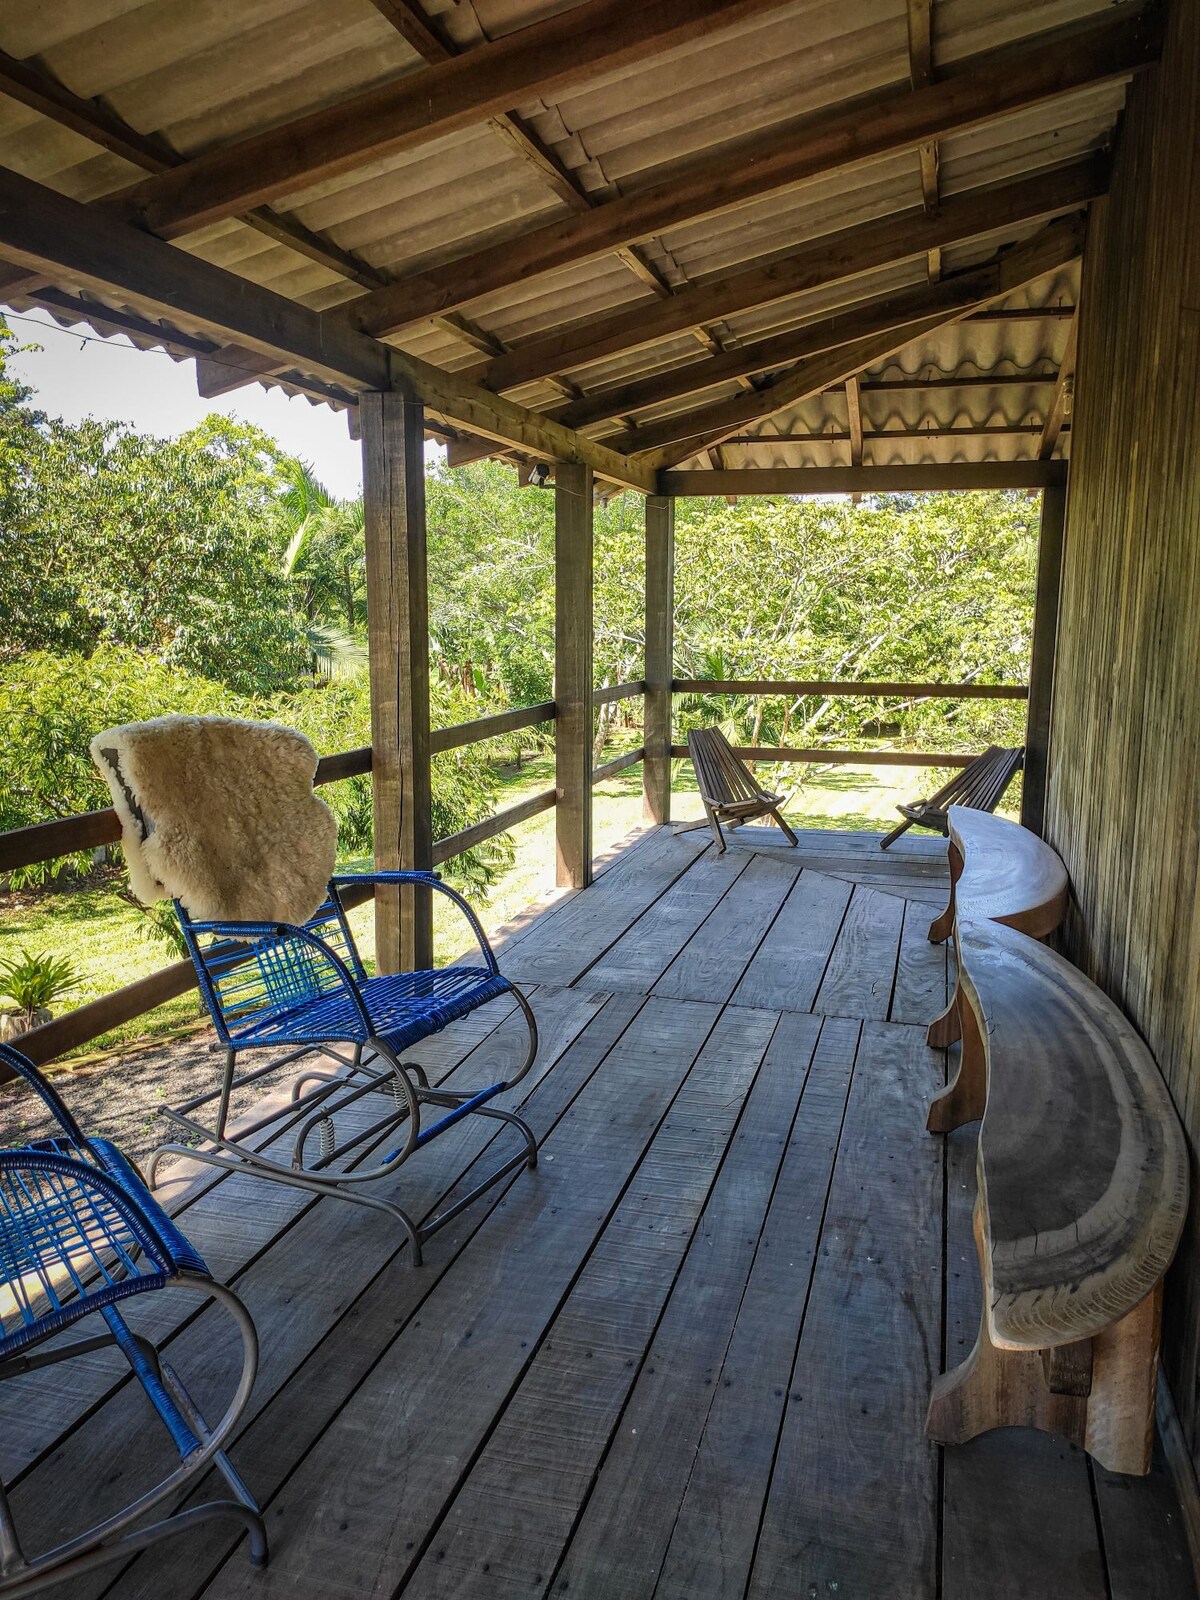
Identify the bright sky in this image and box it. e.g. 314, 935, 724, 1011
7, 307, 374, 499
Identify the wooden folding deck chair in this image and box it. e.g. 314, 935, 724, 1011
879, 743, 1023, 850
678, 727, 799, 854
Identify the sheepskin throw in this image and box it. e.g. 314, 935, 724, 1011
89, 715, 338, 926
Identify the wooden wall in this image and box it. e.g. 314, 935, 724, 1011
1045, 0, 1200, 1452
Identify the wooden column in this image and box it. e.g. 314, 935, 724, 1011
555, 461, 594, 888
361, 387, 433, 971
1021, 478, 1067, 836
643, 494, 675, 825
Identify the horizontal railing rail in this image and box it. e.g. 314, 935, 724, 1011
671, 675, 1027, 773
592, 747, 646, 784
0, 746, 373, 878
430, 701, 555, 753
592, 680, 647, 706
673, 678, 1028, 699
670, 744, 973, 768
433, 787, 557, 865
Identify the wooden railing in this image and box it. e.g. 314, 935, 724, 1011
0, 675, 1017, 1065
0, 687, 649, 1067
671, 677, 1028, 768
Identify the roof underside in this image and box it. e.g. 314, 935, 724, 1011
0, 0, 1135, 481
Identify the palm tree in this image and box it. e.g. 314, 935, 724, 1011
277, 460, 368, 679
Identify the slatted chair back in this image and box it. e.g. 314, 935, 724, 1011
682, 728, 798, 853
688, 728, 768, 807
880, 744, 1023, 849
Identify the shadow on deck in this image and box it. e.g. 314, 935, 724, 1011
1, 825, 1193, 1600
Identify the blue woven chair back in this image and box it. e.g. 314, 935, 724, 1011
178, 894, 366, 1043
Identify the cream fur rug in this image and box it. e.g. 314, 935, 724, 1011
90, 715, 338, 926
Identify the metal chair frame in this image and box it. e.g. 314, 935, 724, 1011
157, 871, 538, 1265
0, 1042, 266, 1596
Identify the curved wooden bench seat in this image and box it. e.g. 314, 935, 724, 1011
926, 806, 1069, 1048
925, 918, 1189, 1474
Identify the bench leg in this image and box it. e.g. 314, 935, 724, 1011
927, 1207, 1161, 1475
927, 840, 963, 945
926, 993, 984, 1132
926, 982, 962, 1049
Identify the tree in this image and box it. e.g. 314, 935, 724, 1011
276, 457, 368, 679
2, 381, 309, 691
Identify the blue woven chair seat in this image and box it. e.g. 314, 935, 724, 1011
228, 964, 513, 1054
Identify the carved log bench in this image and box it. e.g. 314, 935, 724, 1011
926, 805, 1069, 1049
924, 917, 1189, 1474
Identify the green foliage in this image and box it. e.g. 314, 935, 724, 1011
0, 946, 79, 1020
0, 646, 510, 894
0, 310, 1035, 916
9, 414, 308, 690
669, 490, 1036, 778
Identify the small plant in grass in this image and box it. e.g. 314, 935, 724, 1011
0, 947, 80, 1039
114, 889, 189, 957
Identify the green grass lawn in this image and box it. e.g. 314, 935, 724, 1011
0, 753, 1003, 1061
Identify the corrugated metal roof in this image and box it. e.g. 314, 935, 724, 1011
0, 0, 1117, 474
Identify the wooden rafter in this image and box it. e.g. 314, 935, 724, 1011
846, 375, 864, 467
337, 7, 1157, 339
469, 159, 1106, 395
0, 48, 388, 294
906, 0, 942, 282
624, 221, 1087, 470
622, 315, 973, 465
114, 0, 791, 238
364, 0, 705, 346
661, 462, 1068, 495
365, 0, 593, 216
0, 164, 655, 494
1038, 310, 1079, 458
544, 221, 1081, 430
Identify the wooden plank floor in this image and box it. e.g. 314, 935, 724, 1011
4, 826, 1194, 1600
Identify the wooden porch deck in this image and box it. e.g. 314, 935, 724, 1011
4, 825, 1194, 1600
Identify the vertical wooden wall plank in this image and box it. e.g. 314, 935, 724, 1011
643, 494, 675, 825
555, 461, 594, 888
1044, 0, 1200, 1472
1021, 479, 1066, 836
361, 387, 433, 971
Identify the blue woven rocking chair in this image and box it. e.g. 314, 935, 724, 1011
90, 723, 539, 1267
157, 876, 539, 1264
0, 1041, 265, 1597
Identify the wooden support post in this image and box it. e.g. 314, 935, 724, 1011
555, 461, 594, 888
643, 494, 675, 825
1021, 478, 1067, 835
361, 388, 433, 972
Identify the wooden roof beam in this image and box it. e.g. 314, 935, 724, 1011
543, 219, 1081, 429
0, 164, 654, 493
0, 48, 389, 294
626, 313, 976, 468
661, 462, 1068, 496
337, 5, 1157, 340
624, 218, 1088, 470
471, 159, 1105, 395
114, 0, 792, 238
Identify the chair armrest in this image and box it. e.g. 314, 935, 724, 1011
331, 873, 500, 975
185, 918, 374, 1033
0, 1042, 92, 1152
